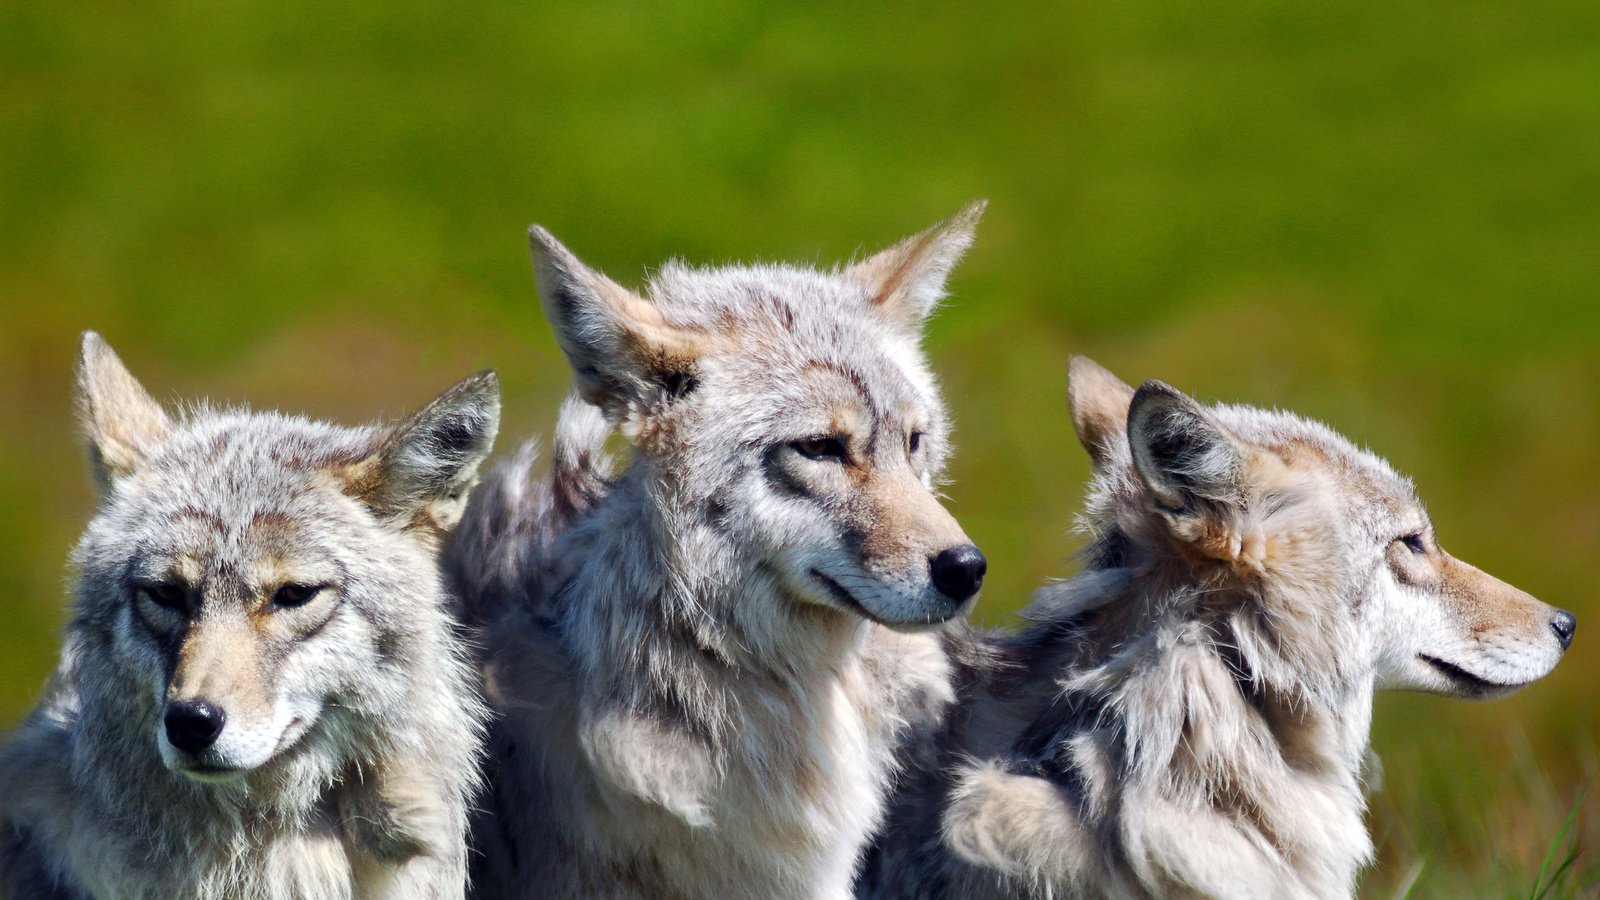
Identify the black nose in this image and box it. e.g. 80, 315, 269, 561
1550, 609, 1577, 651
164, 699, 227, 754
930, 545, 987, 603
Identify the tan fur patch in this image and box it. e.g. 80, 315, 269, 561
1438, 552, 1546, 638
860, 467, 968, 566
170, 554, 204, 586
332, 456, 387, 509
171, 615, 272, 719
1157, 449, 1330, 584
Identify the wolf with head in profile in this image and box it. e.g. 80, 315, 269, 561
0, 333, 500, 900
859, 357, 1575, 899
454, 206, 990, 899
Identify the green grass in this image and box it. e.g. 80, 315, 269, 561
1527, 789, 1584, 899
1363, 732, 1597, 898
2, 0, 1596, 890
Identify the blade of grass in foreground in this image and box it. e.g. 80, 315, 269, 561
1391, 860, 1425, 900
1527, 788, 1584, 900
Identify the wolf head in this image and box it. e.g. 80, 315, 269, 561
1066, 356, 1572, 700
527, 205, 988, 631
70, 333, 499, 783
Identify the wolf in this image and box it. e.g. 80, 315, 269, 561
858, 357, 1576, 899
453, 205, 990, 899
0, 333, 500, 900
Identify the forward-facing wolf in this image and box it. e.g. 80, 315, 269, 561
453, 206, 990, 899
859, 357, 1576, 899
0, 334, 500, 900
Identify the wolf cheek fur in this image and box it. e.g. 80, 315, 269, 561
458, 205, 989, 899
860, 357, 1574, 900
0, 333, 500, 900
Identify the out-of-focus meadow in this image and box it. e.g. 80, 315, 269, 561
2, 1, 1595, 894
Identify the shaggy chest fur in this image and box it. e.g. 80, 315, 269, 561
611, 652, 900, 896
861, 601, 1376, 900
51, 796, 358, 900
478, 600, 953, 900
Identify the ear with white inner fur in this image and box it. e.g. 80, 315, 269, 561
363, 370, 501, 531
843, 200, 986, 330
1127, 380, 1243, 518
76, 331, 173, 492
529, 225, 708, 418
1067, 356, 1136, 469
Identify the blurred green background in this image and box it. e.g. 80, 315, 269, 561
2, 1, 1595, 894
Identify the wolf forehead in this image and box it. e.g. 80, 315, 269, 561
98, 412, 385, 539
647, 262, 941, 405
649, 260, 882, 329
1217, 404, 1420, 509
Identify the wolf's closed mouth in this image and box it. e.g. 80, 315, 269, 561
1418, 654, 1508, 694
810, 569, 887, 624
810, 569, 959, 629
177, 763, 247, 783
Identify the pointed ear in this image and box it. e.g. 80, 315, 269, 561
350, 371, 501, 532
843, 200, 985, 329
76, 332, 172, 490
1067, 356, 1135, 469
529, 226, 709, 417
1127, 381, 1242, 517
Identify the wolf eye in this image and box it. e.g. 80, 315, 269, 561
908, 431, 924, 454
272, 583, 323, 609
1396, 533, 1427, 555
791, 436, 848, 462
137, 581, 188, 612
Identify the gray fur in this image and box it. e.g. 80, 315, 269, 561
1, 333, 499, 900
860, 357, 1572, 899
455, 207, 986, 899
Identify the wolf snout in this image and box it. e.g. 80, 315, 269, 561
164, 699, 227, 754
1551, 609, 1577, 651
930, 545, 987, 603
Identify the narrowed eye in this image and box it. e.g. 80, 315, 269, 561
272, 583, 323, 609
137, 581, 188, 612
908, 431, 925, 454
1396, 533, 1427, 555
791, 436, 849, 462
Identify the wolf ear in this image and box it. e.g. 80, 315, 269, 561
844, 200, 985, 330
76, 332, 173, 491
1068, 356, 1136, 469
1127, 381, 1242, 520
529, 226, 709, 417
356, 371, 501, 532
